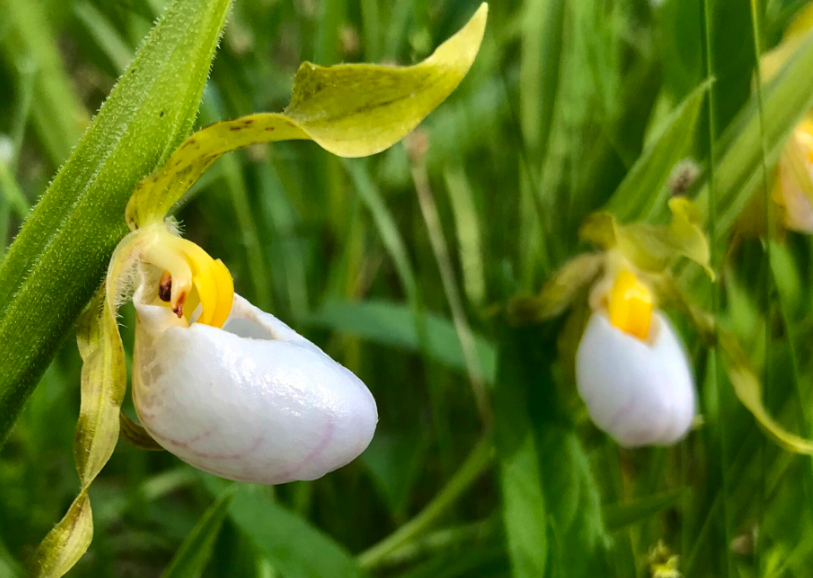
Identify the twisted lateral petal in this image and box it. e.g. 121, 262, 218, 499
132, 291, 377, 484
575, 311, 695, 447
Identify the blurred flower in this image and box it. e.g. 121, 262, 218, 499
132, 225, 378, 483
772, 118, 813, 233
648, 541, 682, 578
576, 264, 695, 447
761, 4, 813, 233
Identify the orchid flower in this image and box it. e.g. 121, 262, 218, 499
131, 224, 377, 484
761, 4, 813, 232
34, 6, 488, 576
576, 265, 695, 447
509, 197, 710, 447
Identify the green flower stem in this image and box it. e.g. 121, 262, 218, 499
357, 435, 493, 570
0, 0, 233, 448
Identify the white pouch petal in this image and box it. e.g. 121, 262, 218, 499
575, 311, 695, 447
132, 289, 377, 484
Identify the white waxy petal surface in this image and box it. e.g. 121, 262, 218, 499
132, 292, 377, 484
575, 311, 695, 447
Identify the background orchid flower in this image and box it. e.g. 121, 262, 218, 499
576, 267, 696, 447
509, 199, 710, 448
771, 117, 813, 232
760, 3, 813, 232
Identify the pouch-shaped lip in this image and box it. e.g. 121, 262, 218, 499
132, 288, 378, 484
575, 310, 696, 447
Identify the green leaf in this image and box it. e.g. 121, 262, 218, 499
492, 326, 548, 578
520, 0, 564, 159
603, 490, 684, 532
302, 299, 496, 382
534, 426, 609, 577
603, 82, 708, 222
0, 0, 234, 448
162, 488, 235, 578
221, 483, 369, 578
125, 4, 489, 228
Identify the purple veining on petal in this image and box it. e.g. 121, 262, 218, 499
605, 396, 636, 433
167, 433, 265, 461
270, 418, 336, 483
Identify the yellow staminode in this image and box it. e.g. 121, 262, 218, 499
608, 269, 653, 341
142, 232, 234, 328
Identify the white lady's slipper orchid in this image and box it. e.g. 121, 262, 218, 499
575, 269, 695, 447
130, 229, 377, 483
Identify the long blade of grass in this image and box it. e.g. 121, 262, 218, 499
162, 488, 235, 578
358, 436, 493, 570
0, 0, 87, 165
411, 156, 490, 423
603, 82, 708, 222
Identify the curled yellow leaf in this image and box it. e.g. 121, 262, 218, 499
579, 197, 714, 280
126, 3, 488, 228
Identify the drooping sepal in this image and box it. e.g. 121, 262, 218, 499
120, 411, 164, 452
580, 197, 714, 280
719, 331, 813, 454
126, 4, 488, 229
508, 253, 604, 324
33, 232, 143, 577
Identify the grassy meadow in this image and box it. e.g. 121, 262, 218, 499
2, 0, 813, 576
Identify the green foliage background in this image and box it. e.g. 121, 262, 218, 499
1, 0, 813, 576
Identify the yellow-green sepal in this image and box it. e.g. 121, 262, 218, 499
31, 494, 93, 578
32, 232, 144, 577
126, 3, 488, 229
120, 411, 165, 452
579, 197, 715, 280
508, 253, 604, 324
719, 331, 813, 454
